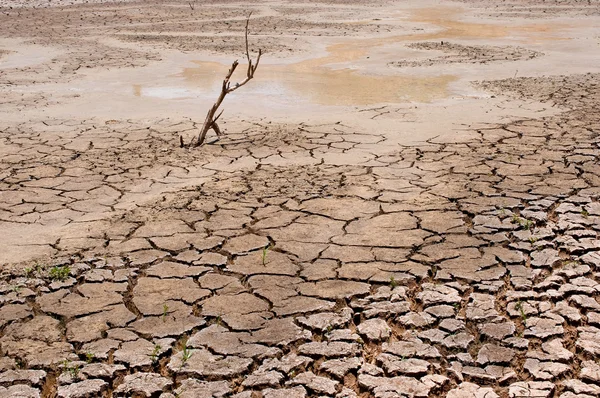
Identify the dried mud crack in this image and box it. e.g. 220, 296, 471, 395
0, 72, 598, 397
1, 0, 600, 397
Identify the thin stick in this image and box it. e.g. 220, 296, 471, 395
193, 13, 262, 147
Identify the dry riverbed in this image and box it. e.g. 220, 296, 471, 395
0, 0, 599, 397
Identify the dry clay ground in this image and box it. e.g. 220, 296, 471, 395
1, 1, 600, 397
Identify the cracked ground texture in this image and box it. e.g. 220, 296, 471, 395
1, 1, 600, 398
0, 73, 598, 397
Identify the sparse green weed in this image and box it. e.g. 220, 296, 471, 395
162, 303, 169, 323
61, 360, 80, 379
180, 340, 193, 367
150, 344, 161, 364
516, 300, 527, 326
262, 244, 271, 266
49, 265, 70, 281
85, 352, 94, 364
389, 276, 398, 289
512, 215, 534, 230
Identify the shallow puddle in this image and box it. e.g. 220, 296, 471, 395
175, 61, 457, 106
133, 6, 568, 107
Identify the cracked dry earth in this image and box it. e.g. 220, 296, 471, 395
1, 73, 599, 397
1, 2, 600, 398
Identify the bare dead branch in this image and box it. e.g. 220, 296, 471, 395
193, 13, 262, 147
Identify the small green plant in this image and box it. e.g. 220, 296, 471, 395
85, 352, 94, 364
49, 265, 70, 281
512, 215, 533, 230
180, 340, 193, 367
216, 315, 222, 326
150, 344, 161, 364
582, 209, 590, 218
61, 360, 80, 379
389, 276, 398, 289
528, 236, 538, 244
24, 267, 33, 277
516, 300, 527, 326
162, 303, 169, 323
262, 244, 271, 266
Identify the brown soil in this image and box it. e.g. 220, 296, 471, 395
0, 1, 599, 397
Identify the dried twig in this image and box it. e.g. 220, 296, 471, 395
193, 13, 262, 147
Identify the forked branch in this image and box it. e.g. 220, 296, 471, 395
193, 13, 262, 147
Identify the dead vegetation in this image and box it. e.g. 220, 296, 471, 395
186, 13, 262, 147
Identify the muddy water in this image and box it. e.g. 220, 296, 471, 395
133, 6, 567, 106
177, 61, 457, 106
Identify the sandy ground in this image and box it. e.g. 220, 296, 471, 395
0, 0, 599, 397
